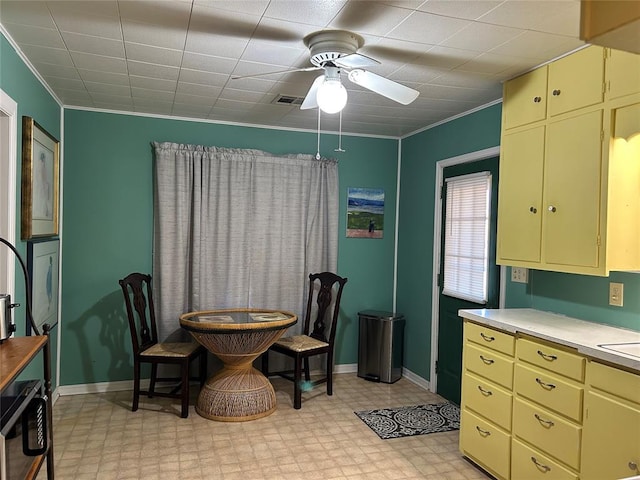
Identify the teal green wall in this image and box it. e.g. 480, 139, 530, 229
1, 33, 61, 386
61, 109, 398, 385
397, 104, 503, 380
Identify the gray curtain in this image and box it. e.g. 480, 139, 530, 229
152, 142, 338, 341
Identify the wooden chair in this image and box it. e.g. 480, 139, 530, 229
119, 272, 207, 418
262, 272, 348, 409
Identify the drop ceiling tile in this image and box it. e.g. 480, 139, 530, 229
92, 100, 135, 111
456, 51, 529, 75
235, 77, 278, 94
47, 1, 120, 19
362, 37, 431, 65
387, 10, 471, 44
241, 40, 306, 67
89, 92, 133, 104
176, 82, 223, 98
171, 102, 213, 116
130, 75, 177, 92
61, 32, 125, 58
32, 62, 81, 79
122, 19, 187, 50
478, 1, 558, 31
213, 98, 255, 111
70, 52, 128, 74
85, 81, 131, 96
441, 22, 522, 52
185, 31, 250, 58
56, 88, 93, 102
388, 63, 441, 84
0, 1, 56, 29
251, 17, 312, 48
178, 69, 229, 87
263, 0, 347, 27
132, 99, 173, 114
78, 69, 129, 86
20, 45, 74, 66
194, 0, 270, 17
50, 11, 123, 40
127, 61, 179, 81
419, 46, 481, 71
173, 92, 217, 106
230, 60, 293, 80
532, 0, 581, 37
330, 2, 414, 36
43, 76, 85, 91
2, 23, 65, 48
181, 52, 238, 74
219, 88, 265, 103
118, 1, 192, 28
416, 1, 502, 20
125, 42, 183, 67
131, 87, 175, 101
430, 70, 497, 89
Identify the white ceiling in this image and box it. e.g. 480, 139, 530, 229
0, 0, 586, 137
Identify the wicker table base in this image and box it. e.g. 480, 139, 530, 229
181, 309, 297, 422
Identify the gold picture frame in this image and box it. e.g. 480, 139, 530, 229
21, 116, 59, 240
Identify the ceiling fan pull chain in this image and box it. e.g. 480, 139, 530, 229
316, 107, 322, 160
335, 110, 346, 153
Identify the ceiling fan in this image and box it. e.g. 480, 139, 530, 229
232, 30, 419, 114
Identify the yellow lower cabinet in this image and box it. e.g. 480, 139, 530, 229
513, 398, 581, 470
512, 439, 578, 480
581, 390, 640, 480
462, 371, 512, 430
461, 409, 511, 480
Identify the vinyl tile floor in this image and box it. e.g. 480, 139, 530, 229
38, 374, 491, 480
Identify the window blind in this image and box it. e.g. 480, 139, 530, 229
443, 172, 491, 304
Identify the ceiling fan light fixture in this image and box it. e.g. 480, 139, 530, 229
317, 78, 347, 114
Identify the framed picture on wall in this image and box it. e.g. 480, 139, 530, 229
21, 116, 60, 240
27, 238, 60, 334
346, 187, 384, 239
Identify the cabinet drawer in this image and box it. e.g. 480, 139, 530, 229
462, 371, 512, 431
466, 343, 514, 390
513, 397, 582, 470
461, 409, 511, 480
512, 439, 578, 480
514, 363, 583, 422
464, 322, 515, 356
588, 361, 640, 403
517, 337, 585, 381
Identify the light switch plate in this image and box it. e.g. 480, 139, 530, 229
511, 267, 528, 284
609, 282, 624, 307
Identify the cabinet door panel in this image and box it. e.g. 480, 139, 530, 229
503, 67, 548, 129
581, 391, 640, 480
607, 48, 640, 100
543, 110, 603, 267
548, 46, 604, 116
497, 126, 545, 263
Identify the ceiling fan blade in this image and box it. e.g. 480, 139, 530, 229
334, 53, 380, 69
231, 66, 321, 80
347, 69, 419, 105
300, 75, 325, 110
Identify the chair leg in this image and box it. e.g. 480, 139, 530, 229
181, 360, 189, 418
261, 351, 269, 376
294, 355, 303, 409
148, 364, 158, 397
132, 360, 141, 412
327, 352, 334, 396
303, 358, 311, 382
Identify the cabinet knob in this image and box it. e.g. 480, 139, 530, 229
533, 96, 542, 103
529, 206, 537, 214
629, 461, 638, 471
548, 205, 557, 213
552, 89, 561, 96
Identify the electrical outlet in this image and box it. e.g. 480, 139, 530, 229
609, 282, 624, 307
511, 267, 528, 284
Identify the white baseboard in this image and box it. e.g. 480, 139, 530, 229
401, 367, 431, 391
334, 363, 357, 374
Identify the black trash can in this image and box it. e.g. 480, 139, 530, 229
357, 310, 405, 383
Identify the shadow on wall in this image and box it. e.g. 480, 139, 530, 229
66, 289, 132, 385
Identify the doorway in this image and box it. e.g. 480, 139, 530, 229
429, 146, 504, 405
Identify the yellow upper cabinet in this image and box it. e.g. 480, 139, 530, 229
547, 47, 605, 117
503, 67, 548, 130
497, 45, 640, 275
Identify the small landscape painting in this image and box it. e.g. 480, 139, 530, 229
347, 187, 384, 239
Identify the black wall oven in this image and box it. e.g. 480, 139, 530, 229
0, 380, 48, 480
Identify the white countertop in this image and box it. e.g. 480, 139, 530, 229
459, 308, 640, 372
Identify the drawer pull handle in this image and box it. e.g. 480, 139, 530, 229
476, 426, 491, 436
537, 350, 558, 361
480, 332, 495, 342
629, 461, 638, 471
536, 378, 556, 390
531, 456, 551, 472
479, 355, 495, 365
477, 385, 493, 396
534, 413, 555, 427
